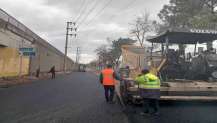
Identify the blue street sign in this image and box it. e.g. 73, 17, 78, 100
22, 52, 36, 56
19, 48, 35, 52
19, 47, 36, 56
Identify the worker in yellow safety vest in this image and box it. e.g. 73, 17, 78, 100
135, 68, 161, 116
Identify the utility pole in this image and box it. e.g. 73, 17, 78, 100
75, 47, 81, 64
64, 22, 77, 72
19, 39, 24, 77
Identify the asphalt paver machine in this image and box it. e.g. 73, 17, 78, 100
119, 28, 217, 104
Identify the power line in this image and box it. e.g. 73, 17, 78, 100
77, 0, 97, 24
78, 0, 102, 27
76, 47, 81, 64
70, 0, 140, 63
81, 0, 114, 28
75, 0, 91, 23
121, 0, 138, 10
73, 0, 87, 22
78, 0, 137, 35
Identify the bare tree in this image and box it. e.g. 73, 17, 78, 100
95, 45, 113, 68
95, 38, 136, 68
202, 0, 217, 14
130, 12, 155, 47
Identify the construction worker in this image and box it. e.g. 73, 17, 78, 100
99, 64, 120, 103
49, 66, 55, 79
135, 68, 161, 116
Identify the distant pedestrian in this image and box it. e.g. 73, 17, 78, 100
99, 64, 120, 103
49, 66, 55, 79
36, 67, 40, 78
135, 68, 161, 116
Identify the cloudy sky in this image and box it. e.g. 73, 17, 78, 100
0, 0, 169, 63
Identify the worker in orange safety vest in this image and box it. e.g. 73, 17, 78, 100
99, 64, 121, 103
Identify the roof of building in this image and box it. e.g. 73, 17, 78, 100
147, 28, 217, 44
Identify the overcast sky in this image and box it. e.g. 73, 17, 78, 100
0, 0, 169, 63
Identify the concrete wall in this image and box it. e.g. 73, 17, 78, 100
0, 47, 29, 77
121, 45, 147, 78
30, 43, 73, 73
121, 47, 146, 70
0, 9, 74, 77
0, 28, 32, 48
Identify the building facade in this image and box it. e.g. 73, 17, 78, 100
0, 9, 74, 77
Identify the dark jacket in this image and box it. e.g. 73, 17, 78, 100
49, 66, 55, 73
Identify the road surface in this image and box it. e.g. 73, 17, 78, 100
1, 72, 217, 123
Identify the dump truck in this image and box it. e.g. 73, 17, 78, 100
119, 28, 217, 103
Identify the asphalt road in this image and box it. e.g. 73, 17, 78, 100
125, 101, 217, 123
1, 72, 217, 123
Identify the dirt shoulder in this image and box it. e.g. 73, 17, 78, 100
0, 71, 71, 88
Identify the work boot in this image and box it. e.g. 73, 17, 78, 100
144, 110, 149, 114
139, 110, 150, 116
151, 111, 160, 116
105, 99, 109, 103
108, 100, 115, 104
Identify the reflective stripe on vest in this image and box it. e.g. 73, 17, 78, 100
140, 73, 160, 89
102, 69, 115, 85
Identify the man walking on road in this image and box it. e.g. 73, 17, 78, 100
135, 68, 161, 116
99, 64, 120, 103
49, 66, 56, 79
